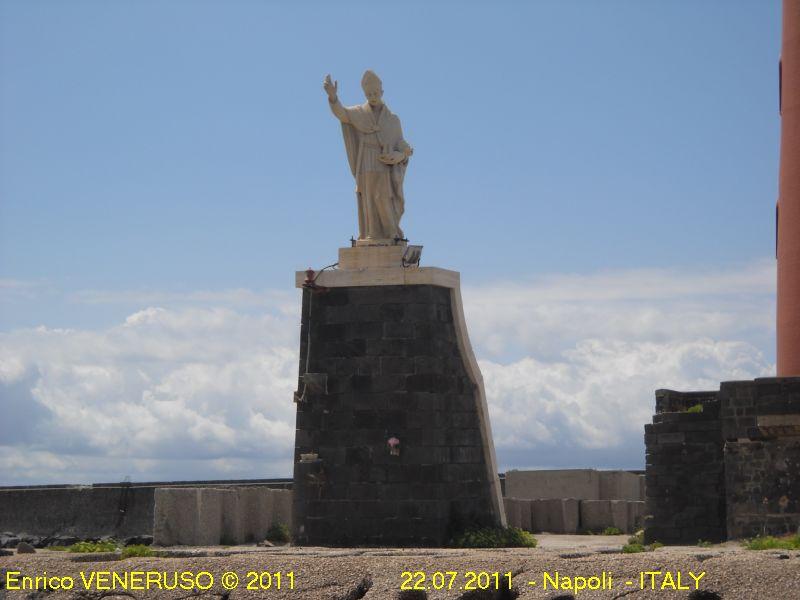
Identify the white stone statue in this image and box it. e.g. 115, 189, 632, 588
324, 71, 413, 242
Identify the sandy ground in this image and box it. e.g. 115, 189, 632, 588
1, 534, 797, 599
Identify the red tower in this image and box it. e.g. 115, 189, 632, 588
778, 0, 800, 376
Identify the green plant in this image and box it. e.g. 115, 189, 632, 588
453, 526, 537, 548
120, 544, 156, 559
622, 540, 662, 553
628, 530, 644, 545
697, 539, 713, 548
602, 527, 623, 536
67, 540, 119, 553
744, 534, 800, 551
266, 522, 291, 544
47, 546, 68, 552
686, 403, 703, 413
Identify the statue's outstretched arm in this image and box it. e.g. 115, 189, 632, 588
328, 96, 351, 124
324, 73, 351, 124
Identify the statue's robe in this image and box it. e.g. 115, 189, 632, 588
329, 99, 411, 240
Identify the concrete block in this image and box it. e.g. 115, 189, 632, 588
219, 489, 241, 545
155, 487, 279, 546
238, 487, 274, 544
517, 499, 532, 531
503, 498, 522, 529
628, 501, 645, 532
505, 469, 600, 500
598, 471, 644, 500
195, 489, 225, 546
580, 500, 625, 532
580, 500, 644, 533
153, 488, 226, 546
531, 498, 579, 533
153, 488, 199, 546
271, 489, 292, 528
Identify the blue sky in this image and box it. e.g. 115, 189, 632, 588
0, 1, 782, 484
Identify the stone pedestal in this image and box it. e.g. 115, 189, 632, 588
291, 247, 505, 546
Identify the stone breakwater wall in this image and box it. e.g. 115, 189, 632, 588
0, 485, 155, 542
0, 480, 291, 545
644, 378, 800, 544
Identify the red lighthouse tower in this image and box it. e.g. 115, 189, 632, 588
778, 0, 800, 376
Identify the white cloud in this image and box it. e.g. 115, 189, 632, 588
484, 338, 771, 454
0, 260, 777, 484
463, 259, 775, 361
0, 305, 300, 484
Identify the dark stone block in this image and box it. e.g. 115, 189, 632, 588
403, 303, 437, 322
420, 464, 445, 481
345, 446, 373, 466
422, 428, 447, 446
406, 338, 433, 356
351, 375, 373, 392
414, 355, 445, 374
381, 356, 415, 374
451, 394, 477, 412
366, 338, 406, 356
371, 374, 409, 393
349, 321, 384, 340
313, 323, 344, 343
377, 409, 407, 429
413, 392, 447, 411
447, 429, 482, 446
450, 446, 483, 463
324, 339, 366, 358
384, 321, 416, 339
407, 373, 452, 393
381, 392, 416, 411
435, 303, 453, 323
353, 410, 378, 428
450, 412, 478, 429
379, 303, 405, 321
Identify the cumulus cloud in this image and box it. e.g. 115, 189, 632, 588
0, 260, 776, 484
463, 259, 775, 361
465, 260, 774, 469
0, 305, 300, 484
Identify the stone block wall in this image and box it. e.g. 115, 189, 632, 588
725, 438, 800, 538
721, 377, 800, 539
292, 285, 498, 546
644, 391, 726, 544
645, 378, 800, 543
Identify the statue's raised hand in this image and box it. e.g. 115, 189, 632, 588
323, 74, 338, 101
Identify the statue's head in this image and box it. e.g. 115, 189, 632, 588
361, 70, 383, 107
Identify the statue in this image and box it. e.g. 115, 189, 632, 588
324, 71, 413, 242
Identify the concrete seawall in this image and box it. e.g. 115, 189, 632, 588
0, 479, 291, 542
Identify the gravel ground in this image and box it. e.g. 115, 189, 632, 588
1, 535, 797, 599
